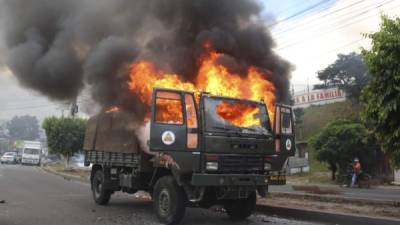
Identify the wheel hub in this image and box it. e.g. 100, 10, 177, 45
159, 189, 170, 216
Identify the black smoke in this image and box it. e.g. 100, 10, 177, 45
0, 0, 292, 119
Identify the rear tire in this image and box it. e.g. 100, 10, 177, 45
224, 191, 256, 220
153, 176, 186, 225
91, 169, 112, 205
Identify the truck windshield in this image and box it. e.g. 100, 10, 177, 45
24, 148, 40, 155
203, 96, 271, 135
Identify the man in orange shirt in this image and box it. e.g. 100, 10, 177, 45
351, 158, 361, 187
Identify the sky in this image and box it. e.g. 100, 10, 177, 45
0, 0, 400, 121
265, 0, 400, 92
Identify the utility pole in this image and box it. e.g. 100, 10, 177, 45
70, 99, 78, 117
307, 77, 310, 103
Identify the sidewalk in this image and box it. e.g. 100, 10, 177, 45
269, 184, 400, 203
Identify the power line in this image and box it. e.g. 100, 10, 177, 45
276, 0, 395, 47
305, 38, 365, 60
275, 0, 395, 42
272, 1, 313, 18
273, 0, 367, 37
267, 0, 333, 28
277, 1, 399, 50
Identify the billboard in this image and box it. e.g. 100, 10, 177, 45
293, 87, 346, 108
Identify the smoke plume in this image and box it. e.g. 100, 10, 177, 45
0, 0, 292, 120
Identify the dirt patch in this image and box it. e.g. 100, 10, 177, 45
45, 162, 90, 180
287, 172, 334, 185
292, 185, 342, 195
60, 168, 90, 179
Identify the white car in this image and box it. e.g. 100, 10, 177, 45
1, 152, 17, 164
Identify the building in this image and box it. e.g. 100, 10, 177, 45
394, 170, 400, 185
286, 141, 310, 174
293, 87, 346, 108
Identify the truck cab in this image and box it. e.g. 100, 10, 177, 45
149, 88, 295, 223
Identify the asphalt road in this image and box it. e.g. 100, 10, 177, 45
0, 164, 323, 225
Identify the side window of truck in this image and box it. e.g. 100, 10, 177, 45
185, 94, 198, 149
155, 91, 184, 125
280, 108, 292, 135
185, 94, 198, 129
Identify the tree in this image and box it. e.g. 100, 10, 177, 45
314, 52, 369, 101
361, 16, 400, 168
310, 120, 377, 180
293, 108, 304, 125
42, 117, 87, 168
6, 115, 39, 140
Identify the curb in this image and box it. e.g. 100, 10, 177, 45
269, 191, 400, 207
257, 204, 400, 225
41, 166, 89, 183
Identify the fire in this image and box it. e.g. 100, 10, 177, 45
128, 46, 276, 121
128, 61, 195, 105
155, 98, 183, 124
105, 106, 120, 113
216, 101, 261, 127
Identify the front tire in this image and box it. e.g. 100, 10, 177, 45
224, 191, 256, 220
153, 176, 186, 225
91, 169, 112, 205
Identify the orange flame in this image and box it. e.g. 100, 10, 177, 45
216, 101, 261, 127
105, 106, 120, 113
128, 47, 276, 123
155, 98, 183, 124
128, 61, 195, 105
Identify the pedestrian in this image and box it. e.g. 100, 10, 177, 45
351, 158, 361, 187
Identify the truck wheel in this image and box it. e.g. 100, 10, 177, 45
92, 169, 112, 205
153, 176, 186, 225
225, 191, 256, 220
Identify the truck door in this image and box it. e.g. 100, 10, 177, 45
149, 89, 200, 173
274, 104, 295, 157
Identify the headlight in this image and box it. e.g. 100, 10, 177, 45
264, 162, 271, 170
206, 162, 218, 171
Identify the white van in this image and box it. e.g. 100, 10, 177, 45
21, 141, 42, 166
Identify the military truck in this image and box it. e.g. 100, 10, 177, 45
84, 88, 295, 224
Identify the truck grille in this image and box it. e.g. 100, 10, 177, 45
219, 155, 263, 173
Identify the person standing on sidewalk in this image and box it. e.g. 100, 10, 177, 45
351, 158, 362, 187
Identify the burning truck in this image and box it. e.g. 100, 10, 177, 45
84, 77, 295, 224
83, 32, 294, 225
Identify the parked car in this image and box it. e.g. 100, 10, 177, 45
1, 152, 18, 164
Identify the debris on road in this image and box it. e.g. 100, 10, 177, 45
0, 200, 6, 204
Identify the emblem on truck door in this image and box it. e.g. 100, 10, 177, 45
285, 139, 292, 151
162, 131, 176, 145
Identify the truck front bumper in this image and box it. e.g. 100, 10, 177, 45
191, 173, 268, 186
22, 158, 40, 165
